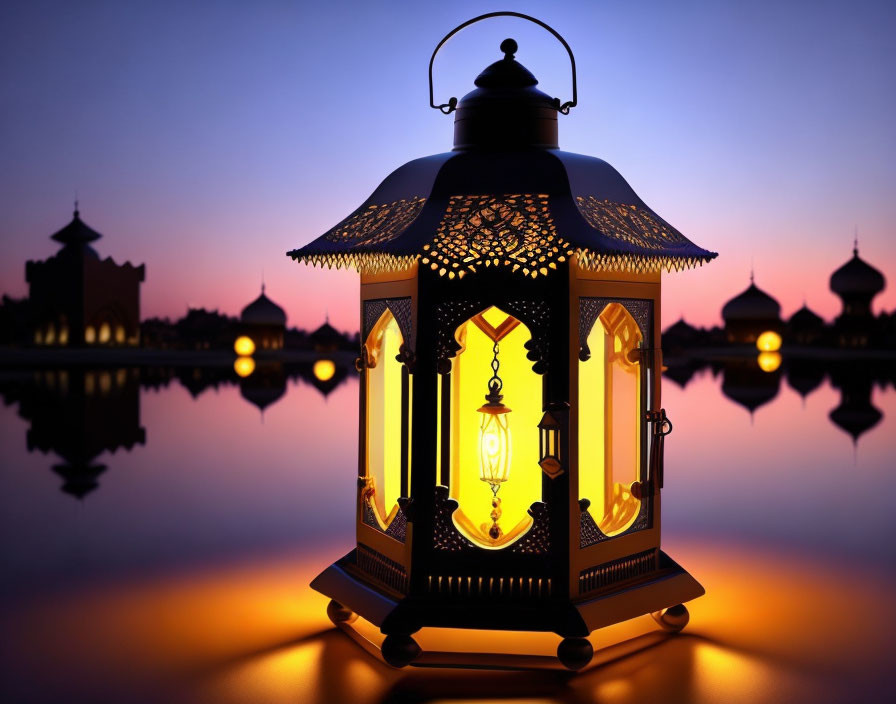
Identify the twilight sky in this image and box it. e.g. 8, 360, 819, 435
1, 0, 894, 333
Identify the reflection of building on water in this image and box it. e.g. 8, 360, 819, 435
26, 206, 144, 348
785, 360, 826, 400
2, 368, 145, 498
827, 370, 882, 444
305, 358, 349, 397
719, 356, 781, 414
239, 284, 286, 351
239, 361, 287, 413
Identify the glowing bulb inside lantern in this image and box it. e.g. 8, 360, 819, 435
478, 404, 512, 489
756, 330, 782, 352
234, 335, 256, 356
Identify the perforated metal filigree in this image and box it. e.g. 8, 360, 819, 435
324, 197, 425, 247
422, 194, 574, 279
579, 297, 652, 359
509, 502, 550, 554
576, 198, 692, 251
434, 299, 486, 373
363, 297, 413, 350
579, 508, 606, 548
433, 486, 476, 552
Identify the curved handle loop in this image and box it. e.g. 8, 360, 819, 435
429, 11, 578, 115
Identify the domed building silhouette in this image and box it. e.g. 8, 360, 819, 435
786, 303, 825, 345
721, 272, 782, 344
26, 205, 144, 346
239, 284, 286, 350
829, 240, 885, 347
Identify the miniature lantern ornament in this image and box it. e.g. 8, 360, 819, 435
289, 12, 717, 670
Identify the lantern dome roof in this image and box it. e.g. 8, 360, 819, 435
829, 245, 885, 298
240, 285, 286, 326
722, 278, 781, 322
288, 43, 716, 280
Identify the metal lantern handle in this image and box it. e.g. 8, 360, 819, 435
429, 11, 578, 115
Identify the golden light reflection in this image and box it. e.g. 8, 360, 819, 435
234, 335, 256, 356
312, 359, 336, 382
234, 356, 256, 377
2, 541, 894, 703
756, 330, 782, 352
757, 351, 782, 373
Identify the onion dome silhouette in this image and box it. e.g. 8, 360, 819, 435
722, 276, 781, 323
788, 304, 823, 329
52, 462, 107, 499
830, 245, 885, 300
240, 284, 287, 326
287, 42, 716, 279
721, 272, 782, 344
309, 318, 343, 353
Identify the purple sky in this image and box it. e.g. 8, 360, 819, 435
1, 0, 894, 333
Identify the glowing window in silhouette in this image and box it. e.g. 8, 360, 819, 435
115, 325, 126, 344
444, 306, 541, 549
364, 310, 408, 528
579, 302, 643, 537
84, 326, 96, 344
99, 323, 111, 344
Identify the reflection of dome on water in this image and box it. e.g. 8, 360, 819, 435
303, 358, 350, 397
828, 378, 882, 444
238, 362, 287, 414
720, 358, 781, 414
52, 463, 107, 499
785, 362, 825, 399
721, 274, 782, 345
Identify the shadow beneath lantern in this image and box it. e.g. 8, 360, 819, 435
0, 367, 145, 498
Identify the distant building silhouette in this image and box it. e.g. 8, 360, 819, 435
721, 273, 782, 344
829, 241, 886, 347
309, 318, 343, 353
25, 206, 144, 347
239, 284, 286, 350
786, 304, 825, 346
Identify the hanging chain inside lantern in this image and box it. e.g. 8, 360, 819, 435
478, 340, 512, 540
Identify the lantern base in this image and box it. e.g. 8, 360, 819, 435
311, 548, 703, 670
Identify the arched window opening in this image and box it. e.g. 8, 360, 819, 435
440, 306, 542, 549
364, 310, 410, 529
579, 302, 644, 537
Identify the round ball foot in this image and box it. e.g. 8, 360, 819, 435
651, 603, 689, 632
326, 599, 358, 625
557, 637, 593, 671
381, 634, 421, 668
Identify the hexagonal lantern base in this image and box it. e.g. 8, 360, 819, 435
311, 548, 703, 670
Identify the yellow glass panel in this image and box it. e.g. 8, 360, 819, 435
448, 307, 541, 549
365, 312, 404, 525
579, 302, 642, 537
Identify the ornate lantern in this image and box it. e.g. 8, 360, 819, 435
289, 12, 717, 670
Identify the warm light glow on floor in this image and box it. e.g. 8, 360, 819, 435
312, 359, 336, 382
234, 335, 256, 356
3, 540, 892, 703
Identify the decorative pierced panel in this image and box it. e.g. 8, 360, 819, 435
363, 298, 413, 350
578, 549, 657, 596
579, 297, 652, 360
324, 198, 425, 247
575, 198, 693, 251
422, 194, 574, 279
